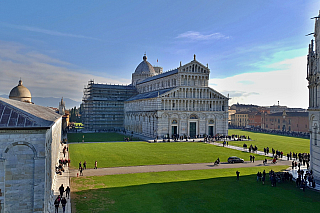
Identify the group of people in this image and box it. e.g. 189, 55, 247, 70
269, 170, 293, 187
78, 161, 87, 176
249, 155, 255, 163
56, 146, 70, 175
54, 184, 70, 213
256, 170, 266, 184
296, 169, 316, 190
78, 160, 98, 175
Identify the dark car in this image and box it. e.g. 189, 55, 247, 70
228, 156, 244, 163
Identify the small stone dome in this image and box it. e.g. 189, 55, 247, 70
9, 80, 32, 103
134, 55, 155, 74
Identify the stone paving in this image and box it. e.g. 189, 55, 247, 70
52, 142, 71, 213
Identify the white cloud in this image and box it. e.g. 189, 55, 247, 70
0, 41, 130, 102
0, 22, 101, 41
176, 31, 229, 40
210, 56, 308, 108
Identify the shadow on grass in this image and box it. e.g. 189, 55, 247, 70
72, 174, 320, 213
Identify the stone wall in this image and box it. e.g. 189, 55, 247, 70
0, 117, 62, 212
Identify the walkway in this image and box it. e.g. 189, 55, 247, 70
69, 160, 291, 177
52, 141, 71, 213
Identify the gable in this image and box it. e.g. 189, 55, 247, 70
180, 60, 209, 74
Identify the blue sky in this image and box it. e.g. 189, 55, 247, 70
0, 0, 319, 108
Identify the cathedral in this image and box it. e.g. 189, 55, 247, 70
83, 54, 229, 138
307, 11, 320, 182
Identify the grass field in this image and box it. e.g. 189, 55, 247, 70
69, 142, 269, 169
71, 166, 320, 213
228, 129, 310, 154
67, 132, 139, 143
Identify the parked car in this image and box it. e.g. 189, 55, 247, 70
228, 156, 244, 163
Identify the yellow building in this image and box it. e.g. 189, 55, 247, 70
231, 112, 248, 127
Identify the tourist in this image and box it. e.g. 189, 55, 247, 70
61, 197, 67, 213
79, 161, 81, 170
59, 184, 64, 197
65, 186, 70, 199
94, 161, 98, 169
83, 161, 87, 169
54, 195, 61, 213
252, 155, 255, 163
236, 171, 240, 180
80, 166, 83, 176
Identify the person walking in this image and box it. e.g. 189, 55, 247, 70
65, 186, 70, 199
94, 161, 98, 169
59, 184, 64, 197
61, 197, 67, 213
236, 171, 240, 180
80, 166, 83, 176
79, 161, 82, 170
252, 155, 255, 163
83, 161, 87, 170
54, 195, 61, 213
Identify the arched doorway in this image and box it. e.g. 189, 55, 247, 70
4, 143, 35, 212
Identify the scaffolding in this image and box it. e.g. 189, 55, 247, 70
82, 80, 137, 131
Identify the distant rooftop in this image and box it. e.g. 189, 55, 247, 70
137, 69, 178, 84
126, 88, 175, 102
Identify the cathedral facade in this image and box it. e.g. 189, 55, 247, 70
307, 11, 320, 182
83, 55, 229, 138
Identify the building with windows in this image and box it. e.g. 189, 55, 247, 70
307, 11, 320, 182
83, 54, 229, 138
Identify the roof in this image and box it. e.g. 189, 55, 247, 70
134, 55, 155, 74
268, 112, 308, 117
137, 69, 178, 84
9, 80, 31, 99
90, 84, 135, 90
0, 97, 62, 128
126, 88, 175, 102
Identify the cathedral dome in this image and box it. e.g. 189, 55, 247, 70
134, 55, 155, 74
9, 80, 32, 103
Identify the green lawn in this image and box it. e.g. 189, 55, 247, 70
228, 129, 310, 154
71, 166, 320, 213
67, 132, 139, 143
69, 142, 269, 169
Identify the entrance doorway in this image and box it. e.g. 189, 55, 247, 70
172, 126, 177, 137
189, 122, 196, 137
208, 126, 214, 137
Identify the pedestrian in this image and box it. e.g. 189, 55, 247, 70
83, 161, 87, 169
54, 195, 61, 213
61, 197, 67, 213
94, 161, 97, 169
252, 155, 255, 163
80, 166, 83, 176
59, 184, 64, 197
79, 161, 81, 170
236, 170, 240, 180
250, 155, 252, 162
65, 186, 70, 199
292, 161, 294, 170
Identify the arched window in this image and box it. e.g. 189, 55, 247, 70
172, 120, 178, 124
